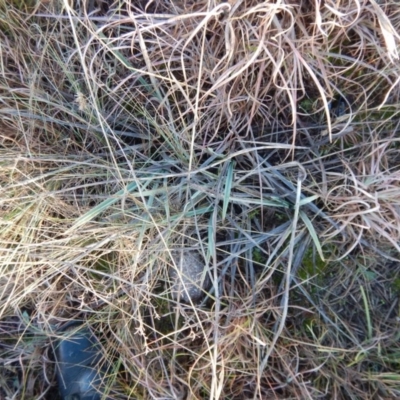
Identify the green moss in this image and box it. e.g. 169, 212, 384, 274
298, 248, 329, 283
299, 98, 315, 114
392, 278, 400, 294
248, 209, 260, 219
252, 247, 265, 265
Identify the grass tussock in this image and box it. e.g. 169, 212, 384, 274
1, 0, 400, 399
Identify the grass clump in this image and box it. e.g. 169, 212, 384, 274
1, 0, 400, 399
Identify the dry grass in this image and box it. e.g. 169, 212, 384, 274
1, 0, 400, 399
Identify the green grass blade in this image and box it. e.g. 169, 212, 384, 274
299, 194, 320, 206
66, 181, 138, 233
228, 195, 289, 208
299, 210, 325, 261
360, 285, 373, 340
222, 161, 235, 221
207, 212, 215, 264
